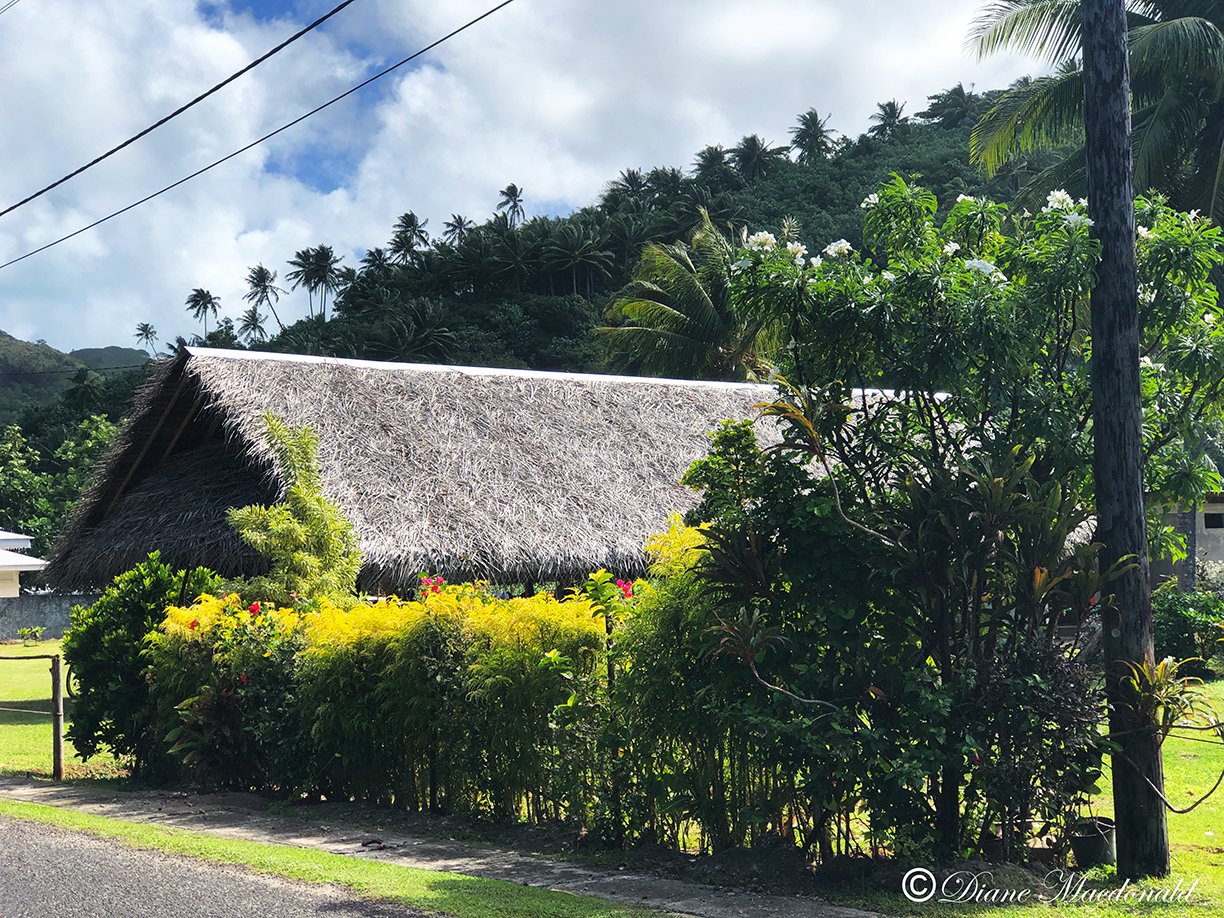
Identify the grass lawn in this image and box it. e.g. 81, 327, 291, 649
0, 798, 655, 918
0, 639, 122, 779
826, 678, 1224, 916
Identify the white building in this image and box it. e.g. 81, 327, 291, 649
0, 530, 47, 598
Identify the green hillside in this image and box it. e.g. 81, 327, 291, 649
70, 346, 151, 370
0, 333, 150, 427
0, 331, 81, 426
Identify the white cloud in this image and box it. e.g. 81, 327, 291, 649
0, 0, 1038, 350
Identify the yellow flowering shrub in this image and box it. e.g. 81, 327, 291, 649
644, 515, 708, 578
161, 593, 302, 642
149, 580, 610, 812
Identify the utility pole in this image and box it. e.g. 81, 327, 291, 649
1081, 0, 1170, 879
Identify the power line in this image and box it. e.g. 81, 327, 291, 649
0, 0, 362, 221
0, 0, 518, 273
0, 0, 28, 18
0, 363, 149, 378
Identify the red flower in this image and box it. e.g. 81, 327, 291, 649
239, 673, 248, 685
189, 619, 199, 631
248, 602, 261, 616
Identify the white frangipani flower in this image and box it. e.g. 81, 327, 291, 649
809, 255, 823, 268
956, 194, 974, 203
860, 193, 879, 209
1137, 226, 1152, 239
964, 258, 1007, 283
1063, 212, 1094, 230
1044, 189, 1075, 212
746, 231, 777, 251
823, 239, 853, 258
786, 241, 808, 265
943, 241, 961, 256
1206, 313, 1217, 326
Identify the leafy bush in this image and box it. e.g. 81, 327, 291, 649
1151, 589, 1224, 675
145, 593, 308, 789
226, 414, 361, 605
62, 552, 219, 776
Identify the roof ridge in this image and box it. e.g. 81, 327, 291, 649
184, 347, 774, 392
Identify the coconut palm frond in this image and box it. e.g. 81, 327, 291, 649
1011, 148, 1089, 211
969, 0, 1088, 63
1132, 91, 1205, 192
971, 66, 1086, 176
1130, 17, 1224, 92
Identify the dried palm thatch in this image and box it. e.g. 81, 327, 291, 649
50, 348, 779, 591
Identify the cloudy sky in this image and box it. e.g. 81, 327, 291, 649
0, 0, 1038, 352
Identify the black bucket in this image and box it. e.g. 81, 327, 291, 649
1069, 817, 1116, 868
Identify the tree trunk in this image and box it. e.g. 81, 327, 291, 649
1177, 505, 1197, 592
1081, 0, 1170, 879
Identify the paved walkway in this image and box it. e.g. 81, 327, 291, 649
0, 777, 878, 918
0, 816, 424, 917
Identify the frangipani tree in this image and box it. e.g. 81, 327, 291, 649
719, 174, 1224, 856
734, 175, 1224, 523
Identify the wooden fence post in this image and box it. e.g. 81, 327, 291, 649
50, 655, 64, 781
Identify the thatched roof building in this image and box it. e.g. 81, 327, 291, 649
50, 348, 776, 591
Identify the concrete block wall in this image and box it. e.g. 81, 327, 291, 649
0, 593, 99, 640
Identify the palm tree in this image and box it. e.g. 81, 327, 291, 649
133, 322, 158, 356
603, 168, 649, 210
243, 264, 286, 332
600, 213, 777, 380
971, 1, 1224, 220
730, 134, 789, 183
360, 247, 392, 275
917, 82, 979, 128
645, 166, 686, 205
185, 288, 220, 337
285, 246, 343, 320
238, 305, 268, 344
454, 233, 498, 297
690, 145, 742, 195
607, 213, 655, 270
389, 212, 429, 263
491, 230, 535, 291
1081, 0, 1170, 879
544, 222, 612, 297
442, 214, 475, 245
868, 99, 909, 141
65, 367, 104, 410
496, 183, 525, 226
789, 109, 835, 163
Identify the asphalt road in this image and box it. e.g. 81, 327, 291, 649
0, 817, 425, 918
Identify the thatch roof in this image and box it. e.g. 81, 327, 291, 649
50, 348, 779, 590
